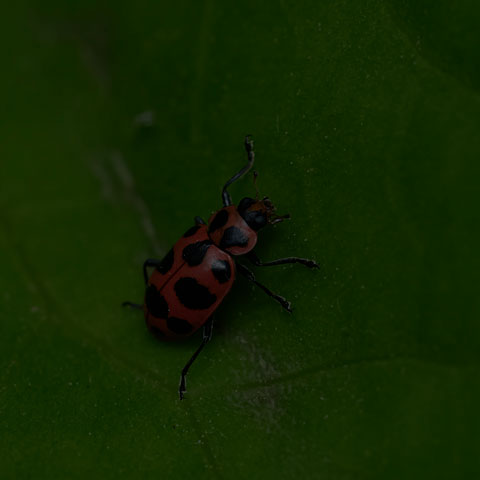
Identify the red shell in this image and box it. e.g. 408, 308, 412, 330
144, 225, 235, 340
207, 206, 257, 255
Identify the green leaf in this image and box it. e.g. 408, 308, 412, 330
1, 1, 479, 478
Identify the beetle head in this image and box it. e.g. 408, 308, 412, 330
237, 196, 289, 231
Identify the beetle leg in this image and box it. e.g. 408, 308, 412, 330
122, 301, 143, 310
222, 135, 255, 207
123, 257, 169, 309
236, 262, 292, 313
246, 251, 319, 269
143, 258, 164, 284
194, 216, 206, 225
179, 317, 214, 400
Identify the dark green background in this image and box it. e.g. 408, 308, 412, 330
1, 1, 479, 478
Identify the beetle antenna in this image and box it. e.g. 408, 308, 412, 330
222, 135, 255, 206
253, 170, 259, 201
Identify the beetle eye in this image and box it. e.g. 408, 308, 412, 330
263, 197, 273, 209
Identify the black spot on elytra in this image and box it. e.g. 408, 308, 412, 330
220, 226, 249, 249
156, 248, 174, 274
183, 225, 200, 237
211, 259, 231, 284
145, 285, 169, 318
208, 209, 228, 233
242, 210, 267, 231
237, 197, 255, 215
167, 317, 194, 335
182, 240, 211, 266
174, 277, 217, 310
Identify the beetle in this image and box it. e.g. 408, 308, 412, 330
123, 135, 318, 399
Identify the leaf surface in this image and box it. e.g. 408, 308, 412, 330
1, 1, 479, 478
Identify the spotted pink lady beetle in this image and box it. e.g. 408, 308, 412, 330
124, 136, 318, 399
